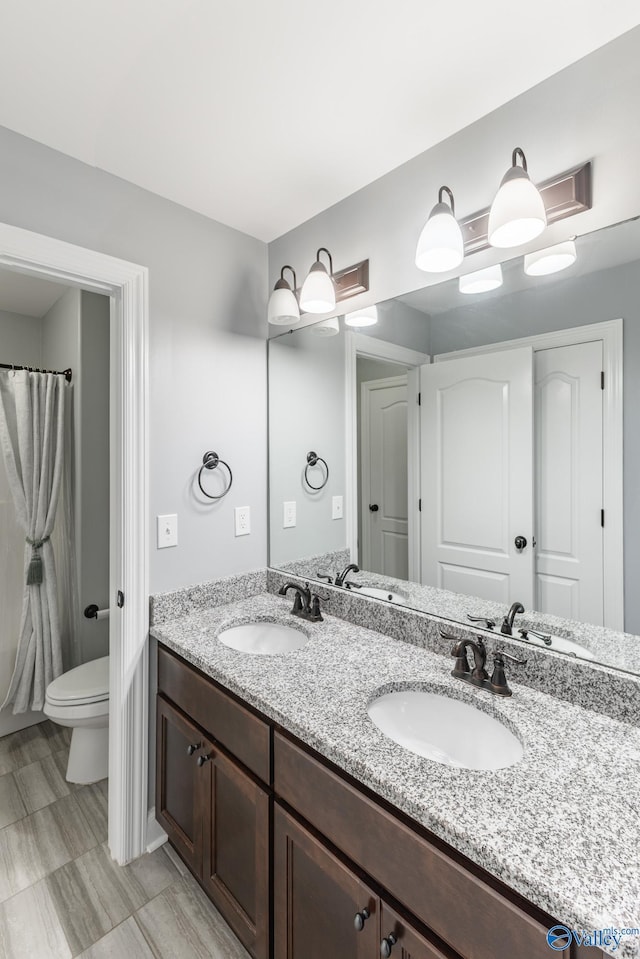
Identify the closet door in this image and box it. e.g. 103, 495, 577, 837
535, 340, 604, 624
420, 348, 534, 606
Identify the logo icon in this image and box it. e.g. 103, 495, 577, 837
547, 926, 572, 951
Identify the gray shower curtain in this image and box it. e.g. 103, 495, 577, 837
0, 370, 66, 713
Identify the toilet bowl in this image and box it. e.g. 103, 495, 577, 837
44, 656, 109, 784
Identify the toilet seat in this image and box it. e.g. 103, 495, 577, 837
46, 656, 109, 707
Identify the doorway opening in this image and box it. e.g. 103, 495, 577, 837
0, 221, 149, 864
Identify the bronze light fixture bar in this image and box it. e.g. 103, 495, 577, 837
461, 161, 592, 255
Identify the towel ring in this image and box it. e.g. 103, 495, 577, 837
305, 451, 329, 491
198, 451, 233, 500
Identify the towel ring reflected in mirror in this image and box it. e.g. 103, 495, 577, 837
198, 450, 233, 500
305, 451, 329, 491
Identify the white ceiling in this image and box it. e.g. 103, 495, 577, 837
0, 268, 68, 318
1, 2, 639, 242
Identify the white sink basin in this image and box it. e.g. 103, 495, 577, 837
368, 690, 523, 770
218, 622, 308, 655
356, 586, 408, 605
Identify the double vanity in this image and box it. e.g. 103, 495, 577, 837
151, 575, 640, 959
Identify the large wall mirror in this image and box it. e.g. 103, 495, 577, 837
268, 215, 640, 676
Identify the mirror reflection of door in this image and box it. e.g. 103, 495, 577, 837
362, 376, 409, 577
358, 360, 409, 579
420, 347, 535, 606
421, 341, 606, 625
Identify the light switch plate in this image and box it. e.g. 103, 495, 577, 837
283, 501, 296, 528
332, 495, 343, 520
157, 514, 178, 548
235, 506, 251, 537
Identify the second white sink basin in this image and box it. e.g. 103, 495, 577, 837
218, 622, 309, 655
368, 690, 523, 770
356, 586, 408, 605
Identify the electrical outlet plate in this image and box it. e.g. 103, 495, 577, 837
332, 495, 343, 520
283, 501, 296, 528
157, 514, 178, 548
235, 506, 251, 537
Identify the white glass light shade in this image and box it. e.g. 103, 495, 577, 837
300, 263, 336, 314
524, 240, 577, 276
459, 264, 503, 295
488, 167, 546, 248
344, 305, 378, 327
267, 285, 300, 325
309, 317, 340, 336
415, 202, 464, 273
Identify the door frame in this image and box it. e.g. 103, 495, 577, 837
360, 373, 409, 573
345, 333, 429, 582
0, 221, 149, 864
436, 318, 623, 630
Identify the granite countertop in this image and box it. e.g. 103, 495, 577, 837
152, 592, 640, 959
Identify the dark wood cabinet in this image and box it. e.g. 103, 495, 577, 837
201, 742, 270, 959
156, 651, 271, 959
274, 804, 378, 959
157, 644, 585, 959
378, 904, 454, 959
156, 696, 206, 875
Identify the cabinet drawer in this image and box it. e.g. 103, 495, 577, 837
274, 732, 552, 959
158, 645, 270, 783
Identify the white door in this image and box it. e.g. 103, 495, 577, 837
421, 348, 534, 605
535, 341, 604, 623
361, 375, 409, 578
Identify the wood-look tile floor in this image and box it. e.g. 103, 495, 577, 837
0, 721, 251, 959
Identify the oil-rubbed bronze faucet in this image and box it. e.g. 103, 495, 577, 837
335, 563, 359, 587
278, 581, 324, 622
442, 629, 527, 697
501, 602, 525, 635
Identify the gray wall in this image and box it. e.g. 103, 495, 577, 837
42, 289, 111, 665
0, 123, 268, 595
269, 329, 346, 566
0, 309, 42, 366
430, 259, 640, 632
268, 29, 640, 313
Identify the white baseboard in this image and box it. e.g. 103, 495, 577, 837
146, 807, 168, 853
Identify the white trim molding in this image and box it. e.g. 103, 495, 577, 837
345, 333, 429, 578
436, 319, 624, 630
0, 222, 150, 865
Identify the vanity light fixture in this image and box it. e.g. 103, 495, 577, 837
344, 305, 378, 327
524, 239, 577, 276
300, 248, 336, 314
415, 185, 464, 273
309, 317, 340, 336
267, 265, 300, 326
459, 264, 503, 295
488, 148, 547, 249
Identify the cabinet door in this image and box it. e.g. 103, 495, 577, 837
201, 744, 270, 959
156, 696, 206, 876
379, 903, 455, 959
274, 804, 377, 959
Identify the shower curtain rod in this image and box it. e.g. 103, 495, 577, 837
0, 362, 72, 383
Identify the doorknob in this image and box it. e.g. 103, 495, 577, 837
514, 535, 527, 551
369, 504, 379, 512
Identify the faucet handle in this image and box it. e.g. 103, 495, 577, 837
439, 628, 460, 642
489, 649, 527, 696
467, 615, 496, 629
315, 569, 334, 584
495, 649, 527, 666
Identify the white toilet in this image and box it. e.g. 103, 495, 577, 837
43, 656, 109, 784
